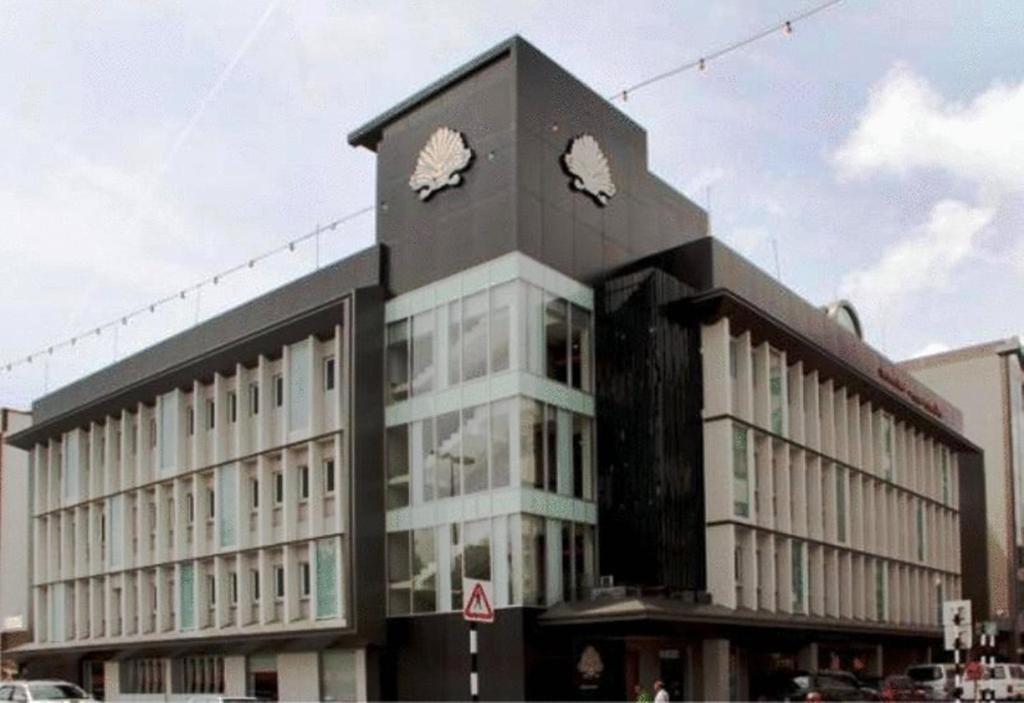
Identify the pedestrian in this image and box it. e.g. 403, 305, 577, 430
654, 679, 670, 703
633, 683, 652, 703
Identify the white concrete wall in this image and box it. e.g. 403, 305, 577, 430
0, 410, 32, 635
277, 651, 320, 702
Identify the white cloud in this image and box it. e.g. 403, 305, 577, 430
833, 63, 1024, 195
839, 199, 994, 322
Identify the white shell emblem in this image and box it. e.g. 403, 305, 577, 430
563, 134, 616, 206
409, 127, 474, 200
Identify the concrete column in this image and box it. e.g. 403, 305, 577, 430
103, 660, 120, 701
224, 655, 247, 697
798, 642, 819, 672
278, 652, 320, 702
701, 638, 730, 702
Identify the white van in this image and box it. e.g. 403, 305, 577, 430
963, 663, 1024, 701
906, 664, 956, 701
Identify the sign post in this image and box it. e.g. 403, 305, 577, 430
463, 579, 494, 703
943, 600, 973, 703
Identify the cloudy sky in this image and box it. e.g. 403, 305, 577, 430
1, 0, 1022, 409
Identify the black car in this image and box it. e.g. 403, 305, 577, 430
757, 670, 881, 701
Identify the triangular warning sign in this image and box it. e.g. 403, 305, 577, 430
463, 580, 495, 623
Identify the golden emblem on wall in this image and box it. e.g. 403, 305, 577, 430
563, 134, 616, 206
409, 127, 474, 201
577, 644, 605, 680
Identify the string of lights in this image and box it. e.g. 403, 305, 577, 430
0, 204, 375, 375
608, 0, 845, 102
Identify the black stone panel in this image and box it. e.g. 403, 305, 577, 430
595, 266, 706, 593
383, 611, 528, 701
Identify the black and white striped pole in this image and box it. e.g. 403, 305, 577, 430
470, 621, 479, 702
463, 579, 494, 703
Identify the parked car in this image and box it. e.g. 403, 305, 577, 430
905, 664, 956, 701
0, 681, 94, 702
757, 669, 881, 701
880, 675, 926, 701
962, 663, 1024, 701
186, 697, 261, 703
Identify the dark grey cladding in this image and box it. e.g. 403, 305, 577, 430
8, 244, 384, 448
349, 36, 709, 295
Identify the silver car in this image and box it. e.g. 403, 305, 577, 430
0, 681, 94, 702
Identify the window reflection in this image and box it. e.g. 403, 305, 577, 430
521, 399, 544, 489
436, 412, 461, 499
570, 304, 592, 391
463, 291, 488, 381
411, 311, 435, 396
490, 283, 514, 373
387, 532, 411, 615
447, 300, 461, 388
491, 399, 513, 488
386, 426, 409, 509
462, 405, 489, 494
386, 320, 409, 404
522, 515, 546, 606
545, 296, 569, 383
413, 528, 436, 613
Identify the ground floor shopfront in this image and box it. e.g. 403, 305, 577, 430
11, 642, 370, 701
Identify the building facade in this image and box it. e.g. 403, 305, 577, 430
5, 37, 984, 700
903, 338, 1024, 657
1, 408, 33, 679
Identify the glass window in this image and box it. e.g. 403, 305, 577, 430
545, 296, 569, 383
916, 503, 925, 561
250, 478, 259, 509
490, 282, 514, 373
386, 320, 409, 404
545, 405, 558, 492
206, 399, 216, 430
274, 374, 284, 408
228, 391, 237, 423
882, 415, 894, 479
320, 650, 357, 703
875, 561, 887, 620
464, 519, 491, 581
251, 569, 260, 602
436, 412, 461, 499
274, 566, 285, 599
323, 459, 335, 495
570, 304, 592, 391
572, 415, 593, 500
323, 356, 336, 391
413, 528, 436, 613
273, 472, 283, 505
315, 539, 339, 618
300, 561, 311, 597
836, 468, 847, 543
386, 426, 410, 509
769, 351, 784, 434
447, 300, 461, 387
561, 521, 573, 603
491, 399, 513, 488
450, 524, 463, 610
463, 291, 488, 381
249, 382, 259, 416
733, 427, 750, 517
387, 531, 411, 615
941, 451, 950, 503
792, 541, 804, 612
187, 406, 195, 436
462, 404, 489, 494
419, 418, 436, 502
521, 399, 544, 489
522, 515, 546, 606
411, 311, 435, 396
299, 465, 310, 500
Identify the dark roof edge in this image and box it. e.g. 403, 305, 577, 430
7, 244, 383, 448
347, 36, 518, 150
